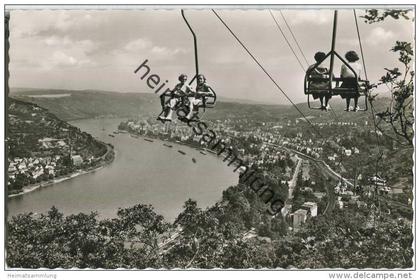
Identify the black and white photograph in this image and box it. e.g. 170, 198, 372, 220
2, 1, 417, 276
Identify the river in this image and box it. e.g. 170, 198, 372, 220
7, 118, 239, 221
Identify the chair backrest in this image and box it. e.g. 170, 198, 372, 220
197, 85, 216, 109
305, 76, 331, 95
332, 77, 368, 91
308, 66, 329, 80
198, 96, 216, 110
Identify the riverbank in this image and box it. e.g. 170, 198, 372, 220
8, 143, 115, 198
8, 118, 239, 221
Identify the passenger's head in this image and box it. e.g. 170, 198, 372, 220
314, 52, 326, 63
178, 74, 188, 82
345, 51, 359, 62
197, 74, 206, 84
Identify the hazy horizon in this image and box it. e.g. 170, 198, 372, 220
8, 7, 414, 105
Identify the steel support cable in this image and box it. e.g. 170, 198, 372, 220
212, 9, 322, 137
354, 9, 381, 150
273, 9, 340, 124
272, 10, 340, 123
269, 9, 307, 72
328, 100, 340, 121
279, 10, 310, 67
353, 10, 368, 81
354, 9, 383, 212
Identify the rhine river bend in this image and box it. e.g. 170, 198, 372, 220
7, 118, 238, 221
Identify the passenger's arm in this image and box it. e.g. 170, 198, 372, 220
196, 84, 215, 97
340, 64, 346, 78
197, 85, 212, 96
306, 67, 313, 76
206, 86, 216, 97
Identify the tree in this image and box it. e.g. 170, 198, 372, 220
221, 239, 276, 268
165, 199, 224, 268
114, 204, 169, 267
7, 204, 169, 269
174, 199, 201, 228
289, 206, 413, 268
362, 9, 411, 23
363, 9, 414, 146
374, 41, 414, 146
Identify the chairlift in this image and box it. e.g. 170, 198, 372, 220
157, 10, 217, 122
304, 10, 370, 111
180, 10, 217, 115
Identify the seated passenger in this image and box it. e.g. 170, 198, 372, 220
340, 50, 362, 112
186, 74, 215, 120
306, 51, 332, 111
159, 74, 193, 121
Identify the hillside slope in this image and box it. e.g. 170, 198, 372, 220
7, 97, 113, 194
10, 87, 393, 123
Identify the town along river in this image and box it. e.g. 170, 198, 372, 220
7, 118, 239, 221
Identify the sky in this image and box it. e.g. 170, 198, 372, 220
8, 7, 414, 104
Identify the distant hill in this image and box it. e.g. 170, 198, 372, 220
7, 97, 113, 194
7, 97, 108, 160
9, 87, 292, 121
9, 87, 393, 123
10, 88, 158, 121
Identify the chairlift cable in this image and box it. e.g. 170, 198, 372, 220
269, 9, 307, 72
354, 9, 384, 211
270, 9, 340, 123
353, 10, 368, 81
354, 9, 380, 148
274, 10, 340, 122
328, 100, 340, 121
279, 10, 310, 67
212, 9, 322, 137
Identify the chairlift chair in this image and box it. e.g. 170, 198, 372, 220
304, 10, 370, 112
181, 10, 217, 113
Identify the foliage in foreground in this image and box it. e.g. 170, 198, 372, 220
7, 185, 413, 269
362, 9, 414, 146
